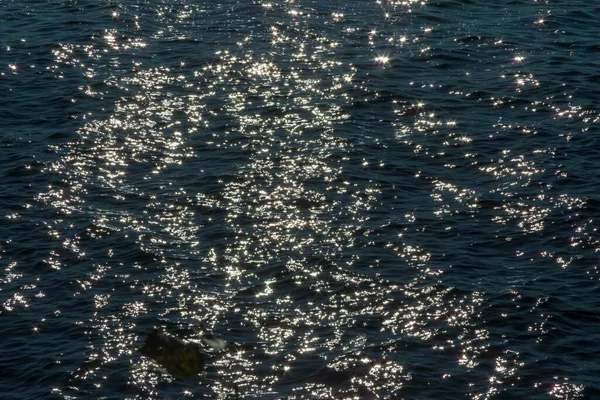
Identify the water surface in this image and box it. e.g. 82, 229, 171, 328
1, 0, 599, 398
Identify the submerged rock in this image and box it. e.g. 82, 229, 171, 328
139, 329, 205, 378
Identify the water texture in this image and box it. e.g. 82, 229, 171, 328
1, 0, 599, 398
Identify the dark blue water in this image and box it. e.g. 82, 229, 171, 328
2, 1, 599, 398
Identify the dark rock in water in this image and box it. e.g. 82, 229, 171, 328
139, 329, 204, 378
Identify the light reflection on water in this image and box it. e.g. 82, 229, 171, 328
2, 0, 599, 398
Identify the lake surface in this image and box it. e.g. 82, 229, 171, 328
1, 0, 599, 398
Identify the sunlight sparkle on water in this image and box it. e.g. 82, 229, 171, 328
8, 1, 595, 398
374, 55, 391, 66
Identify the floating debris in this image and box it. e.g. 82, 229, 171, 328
193, 326, 241, 352
200, 334, 228, 351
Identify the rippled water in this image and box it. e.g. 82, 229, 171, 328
2, 0, 600, 398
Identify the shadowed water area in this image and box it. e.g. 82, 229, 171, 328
1, 0, 600, 398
